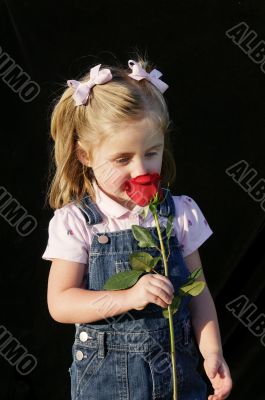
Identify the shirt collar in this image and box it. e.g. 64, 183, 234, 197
92, 180, 145, 218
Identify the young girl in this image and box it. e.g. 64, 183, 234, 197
42, 57, 232, 400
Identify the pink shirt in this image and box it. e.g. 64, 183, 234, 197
42, 181, 213, 264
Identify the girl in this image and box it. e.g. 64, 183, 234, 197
42, 56, 232, 400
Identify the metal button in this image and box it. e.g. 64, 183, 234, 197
79, 331, 88, 342
76, 350, 84, 361
98, 234, 109, 244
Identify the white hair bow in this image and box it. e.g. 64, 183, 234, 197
127, 59, 168, 93
67, 64, 112, 106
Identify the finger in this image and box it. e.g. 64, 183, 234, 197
151, 274, 175, 293
149, 279, 174, 301
149, 284, 173, 305
208, 396, 222, 400
147, 287, 169, 308
151, 274, 174, 289
209, 386, 229, 400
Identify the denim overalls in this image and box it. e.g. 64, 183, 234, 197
69, 188, 207, 400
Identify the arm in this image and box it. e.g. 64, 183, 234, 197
184, 249, 233, 399
184, 249, 222, 358
47, 259, 132, 324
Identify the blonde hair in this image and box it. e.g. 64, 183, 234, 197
45, 56, 176, 209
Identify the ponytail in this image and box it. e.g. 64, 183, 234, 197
45, 88, 95, 209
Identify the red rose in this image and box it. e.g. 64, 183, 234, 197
123, 172, 163, 206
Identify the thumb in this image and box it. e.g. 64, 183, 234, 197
204, 357, 220, 379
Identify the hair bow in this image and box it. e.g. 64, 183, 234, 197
67, 64, 112, 106
127, 59, 168, 93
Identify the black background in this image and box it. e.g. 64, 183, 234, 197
0, 0, 265, 399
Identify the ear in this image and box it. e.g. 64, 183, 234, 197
76, 141, 90, 166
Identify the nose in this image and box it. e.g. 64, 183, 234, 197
131, 157, 148, 178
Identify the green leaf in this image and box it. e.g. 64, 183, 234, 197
189, 266, 203, 280
149, 203, 157, 216
179, 281, 205, 296
162, 295, 181, 318
166, 215, 174, 240
180, 267, 203, 288
129, 252, 155, 272
150, 192, 160, 207
103, 270, 145, 290
131, 225, 157, 248
150, 256, 162, 268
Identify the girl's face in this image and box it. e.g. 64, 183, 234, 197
90, 117, 164, 210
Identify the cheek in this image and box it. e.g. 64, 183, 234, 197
158, 153, 164, 169
150, 156, 163, 171
93, 162, 118, 181
96, 165, 126, 189
107, 168, 126, 189
92, 161, 109, 181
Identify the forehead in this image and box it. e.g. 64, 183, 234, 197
104, 117, 164, 148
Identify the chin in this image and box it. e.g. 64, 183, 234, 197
118, 193, 135, 209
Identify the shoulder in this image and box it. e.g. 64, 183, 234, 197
42, 202, 91, 263
170, 193, 213, 257
53, 202, 87, 224
171, 193, 211, 228
47, 202, 90, 238
171, 194, 202, 219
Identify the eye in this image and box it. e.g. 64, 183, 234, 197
116, 157, 129, 164
144, 151, 157, 157
116, 151, 157, 164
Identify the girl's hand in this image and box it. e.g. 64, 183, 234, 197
203, 352, 233, 399
127, 273, 174, 311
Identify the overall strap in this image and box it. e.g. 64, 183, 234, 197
75, 187, 175, 226
75, 195, 104, 225
157, 187, 176, 217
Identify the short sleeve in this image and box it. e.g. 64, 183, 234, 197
42, 206, 89, 264
173, 195, 213, 258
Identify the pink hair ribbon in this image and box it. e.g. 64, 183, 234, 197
67, 64, 112, 106
127, 59, 168, 93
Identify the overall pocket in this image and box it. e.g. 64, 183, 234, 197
72, 343, 106, 398
147, 344, 184, 400
69, 361, 78, 400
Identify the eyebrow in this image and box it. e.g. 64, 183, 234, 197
110, 143, 164, 159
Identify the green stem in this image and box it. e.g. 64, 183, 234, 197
153, 210, 178, 400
